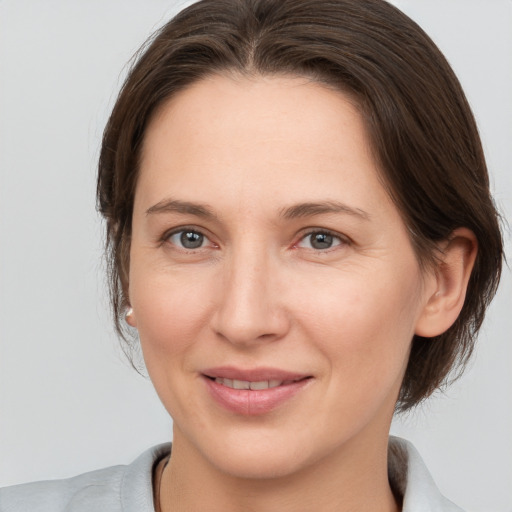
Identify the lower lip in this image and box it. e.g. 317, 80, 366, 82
203, 377, 311, 416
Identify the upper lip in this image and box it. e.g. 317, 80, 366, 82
201, 366, 310, 382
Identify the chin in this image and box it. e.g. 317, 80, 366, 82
211, 448, 309, 480
191, 425, 327, 481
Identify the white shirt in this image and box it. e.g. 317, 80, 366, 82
0, 437, 464, 511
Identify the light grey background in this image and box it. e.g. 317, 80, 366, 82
0, 1, 510, 511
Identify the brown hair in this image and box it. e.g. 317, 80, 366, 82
97, 0, 503, 411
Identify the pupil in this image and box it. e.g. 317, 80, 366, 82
180, 231, 203, 249
311, 233, 332, 249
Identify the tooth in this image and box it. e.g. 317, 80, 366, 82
250, 381, 269, 390
214, 378, 286, 390
232, 379, 250, 390
215, 378, 233, 387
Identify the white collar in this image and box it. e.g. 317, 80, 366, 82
388, 436, 464, 511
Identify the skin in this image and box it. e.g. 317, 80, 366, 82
126, 74, 477, 512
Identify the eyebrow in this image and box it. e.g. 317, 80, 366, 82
279, 201, 370, 221
145, 198, 370, 221
146, 199, 216, 219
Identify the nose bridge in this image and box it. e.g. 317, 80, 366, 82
212, 238, 288, 345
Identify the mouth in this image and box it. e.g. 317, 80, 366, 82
205, 376, 309, 390
201, 367, 312, 415
202, 366, 311, 388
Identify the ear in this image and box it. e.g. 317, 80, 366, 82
125, 306, 137, 328
119, 235, 134, 325
415, 228, 478, 337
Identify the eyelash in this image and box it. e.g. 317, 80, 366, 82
161, 227, 349, 253
295, 229, 348, 252
162, 226, 216, 252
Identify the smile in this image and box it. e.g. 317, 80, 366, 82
213, 378, 301, 390
202, 367, 312, 415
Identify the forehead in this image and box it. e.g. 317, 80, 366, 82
142, 73, 366, 160
136, 73, 391, 220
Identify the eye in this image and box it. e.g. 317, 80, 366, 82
297, 230, 345, 250
167, 229, 210, 250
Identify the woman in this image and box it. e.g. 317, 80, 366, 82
0, 0, 505, 510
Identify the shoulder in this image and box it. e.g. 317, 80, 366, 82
0, 465, 125, 512
389, 436, 465, 512
0, 444, 171, 512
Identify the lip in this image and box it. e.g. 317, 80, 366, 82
201, 366, 312, 416
202, 366, 309, 382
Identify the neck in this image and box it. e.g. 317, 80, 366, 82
159, 429, 400, 512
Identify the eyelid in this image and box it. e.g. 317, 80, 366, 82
159, 225, 349, 252
294, 228, 350, 250
161, 225, 217, 250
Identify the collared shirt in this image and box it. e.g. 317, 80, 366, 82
0, 437, 464, 511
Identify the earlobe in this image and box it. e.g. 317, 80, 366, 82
125, 306, 137, 327
415, 228, 478, 338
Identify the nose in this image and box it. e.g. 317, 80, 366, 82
211, 245, 290, 347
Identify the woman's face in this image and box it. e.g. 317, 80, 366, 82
128, 74, 435, 478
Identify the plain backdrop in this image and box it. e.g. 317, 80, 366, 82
0, 1, 511, 511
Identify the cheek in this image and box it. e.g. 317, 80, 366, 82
129, 267, 213, 365
294, 265, 422, 379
